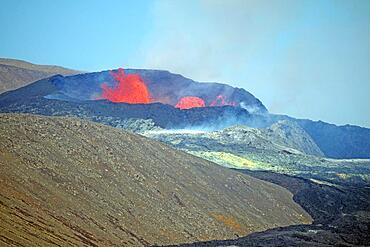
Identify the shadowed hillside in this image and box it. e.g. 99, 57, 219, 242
0, 114, 311, 246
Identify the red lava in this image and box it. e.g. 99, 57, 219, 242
175, 96, 206, 109
101, 68, 151, 104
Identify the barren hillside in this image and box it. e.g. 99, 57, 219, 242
0, 114, 311, 246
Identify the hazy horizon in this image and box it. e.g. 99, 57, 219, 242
1, 0, 369, 128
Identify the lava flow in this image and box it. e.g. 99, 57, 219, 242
175, 96, 206, 109
101, 68, 151, 104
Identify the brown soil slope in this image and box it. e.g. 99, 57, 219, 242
0, 58, 79, 93
0, 114, 311, 246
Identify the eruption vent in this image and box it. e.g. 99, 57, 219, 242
210, 95, 237, 107
101, 68, 151, 104
176, 96, 206, 109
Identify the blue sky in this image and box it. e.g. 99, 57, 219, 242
1, 0, 370, 127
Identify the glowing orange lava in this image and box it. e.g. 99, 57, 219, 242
175, 96, 206, 109
101, 68, 151, 104
210, 95, 237, 107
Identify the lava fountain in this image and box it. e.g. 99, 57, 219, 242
175, 96, 206, 109
100, 68, 151, 104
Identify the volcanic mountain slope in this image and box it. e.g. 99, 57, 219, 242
143, 121, 323, 157
0, 66, 267, 112
229, 113, 370, 159
0, 64, 369, 159
266, 120, 323, 156
0, 114, 311, 247
144, 125, 370, 185
126, 69, 267, 111
296, 118, 370, 159
202, 120, 324, 156
0, 79, 254, 128
252, 113, 370, 159
0, 58, 79, 93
